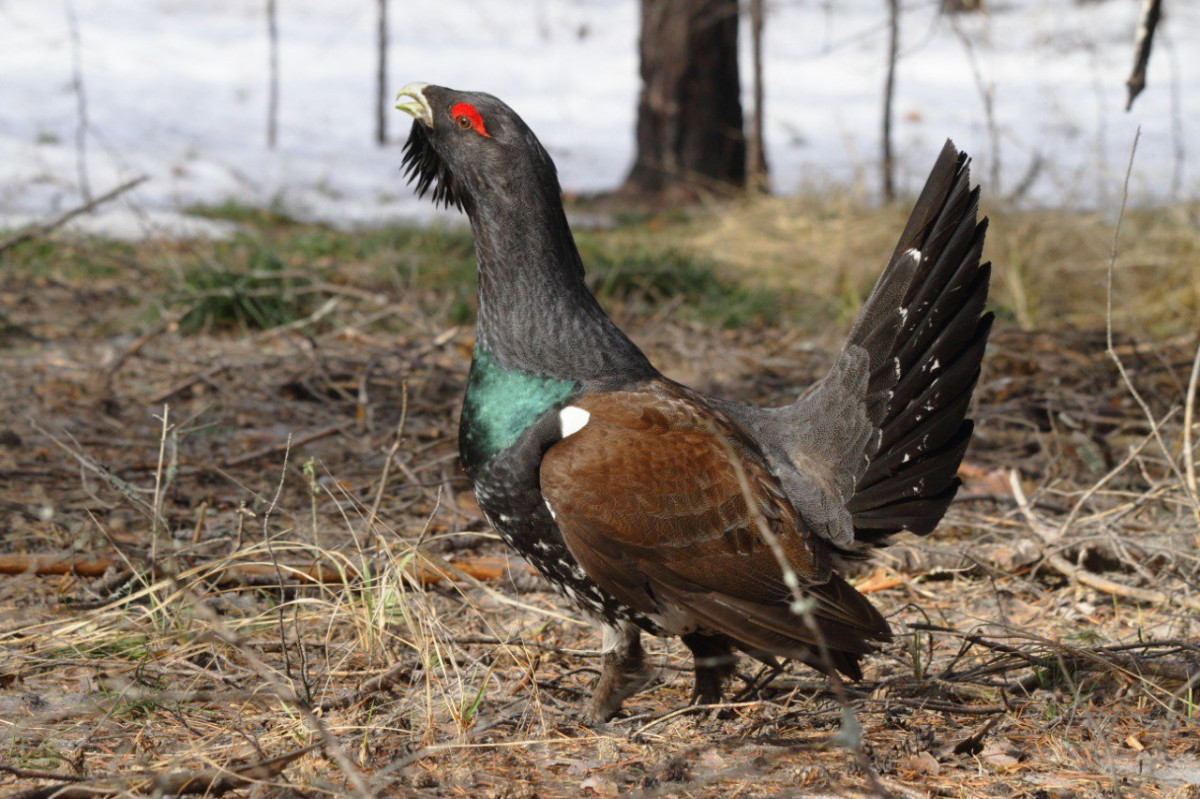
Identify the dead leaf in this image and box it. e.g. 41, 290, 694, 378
580, 775, 618, 796
453, 491, 483, 521
907, 751, 941, 776
855, 567, 904, 594
978, 741, 1024, 773
982, 539, 1042, 572
939, 713, 1002, 759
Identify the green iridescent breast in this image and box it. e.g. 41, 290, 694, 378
459, 346, 577, 471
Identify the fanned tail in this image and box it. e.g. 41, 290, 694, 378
845, 140, 994, 545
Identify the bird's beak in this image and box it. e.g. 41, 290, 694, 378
395, 82, 433, 127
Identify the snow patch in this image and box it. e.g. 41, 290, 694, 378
1, 0, 1196, 238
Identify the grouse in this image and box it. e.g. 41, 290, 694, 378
396, 82, 993, 721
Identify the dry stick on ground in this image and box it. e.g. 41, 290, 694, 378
5, 743, 319, 799
27, 418, 163, 526
1044, 407, 1164, 547
367, 380, 408, 532
99, 313, 178, 388
319, 659, 413, 712
1182, 339, 1200, 507
910, 623, 1199, 708
1009, 472, 1200, 613
150, 406, 173, 571
0, 553, 513, 586
0, 175, 147, 254
224, 422, 351, 468
1002, 130, 1200, 612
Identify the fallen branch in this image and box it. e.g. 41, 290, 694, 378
1008, 471, 1200, 613
0, 175, 148, 255
0, 552, 519, 587
224, 422, 352, 467
319, 659, 413, 711
6, 743, 317, 799
911, 623, 1199, 693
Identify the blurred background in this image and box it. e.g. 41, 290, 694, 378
1, 0, 1193, 236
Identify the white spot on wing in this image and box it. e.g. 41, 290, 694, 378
544, 498, 557, 520
559, 405, 591, 438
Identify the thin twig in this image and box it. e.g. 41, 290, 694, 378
1105, 128, 1200, 523
367, 381, 408, 532
224, 423, 350, 467
5, 742, 318, 799
0, 175, 148, 254
150, 405, 172, 568
1183, 340, 1200, 504
65, 0, 91, 203
1010, 471, 1200, 613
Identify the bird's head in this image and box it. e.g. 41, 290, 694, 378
396, 82, 560, 213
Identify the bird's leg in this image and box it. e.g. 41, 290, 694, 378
681, 632, 737, 706
587, 621, 655, 722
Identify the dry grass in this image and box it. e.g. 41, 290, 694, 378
685, 193, 1200, 338
1, 200, 1198, 796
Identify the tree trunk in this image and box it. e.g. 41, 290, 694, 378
882, 0, 899, 202
266, 0, 279, 149
746, 0, 768, 192
375, 0, 388, 145
620, 0, 746, 199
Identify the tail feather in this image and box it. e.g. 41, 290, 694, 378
844, 141, 993, 545
890, 141, 973, 263
894, 223, 988, 377
850, 487, 960, 534
880, 317, 991, 456
848, 424, 972, 513
860, 371, 979, 488
890, 269, 992, 416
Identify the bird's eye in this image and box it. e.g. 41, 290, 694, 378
450, 102, 490, 137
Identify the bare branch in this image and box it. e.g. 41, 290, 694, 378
0, 175, 147, 254
1126, 0, 1163, 111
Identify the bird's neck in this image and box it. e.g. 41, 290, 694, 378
467, 191, 653, 385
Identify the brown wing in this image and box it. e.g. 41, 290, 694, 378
540, 382, 891, 675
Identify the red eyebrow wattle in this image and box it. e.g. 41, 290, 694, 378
451, 102, 489, 137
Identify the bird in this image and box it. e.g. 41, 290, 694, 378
395, 82, 993, 722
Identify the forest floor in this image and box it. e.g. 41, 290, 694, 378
1, 197, 1199, 797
